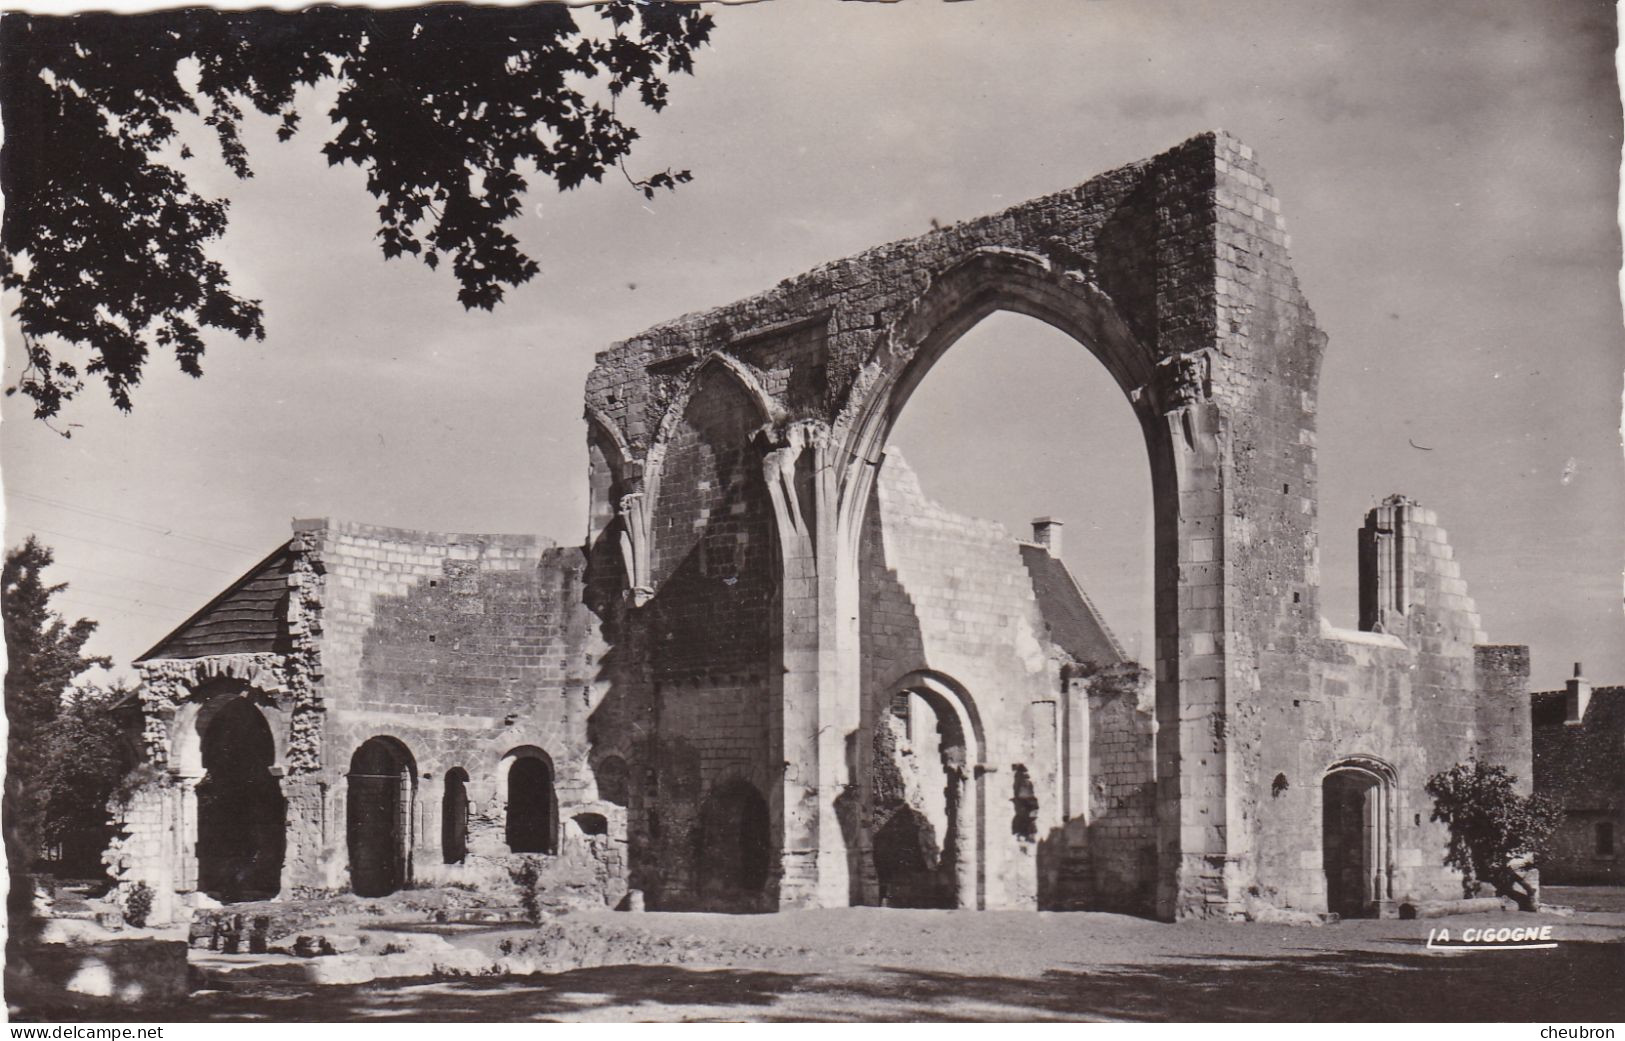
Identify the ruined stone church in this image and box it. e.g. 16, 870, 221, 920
107, 132, 1532, 922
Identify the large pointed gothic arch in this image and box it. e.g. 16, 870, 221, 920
584, 131, 1328, 918
830, 246, 1168, 568
598, 352, 786, 606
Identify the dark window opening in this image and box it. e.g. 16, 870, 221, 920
573, 812, 609, 837
1011, 764, 1038, 841
506, 756, 558, 854
442, 767, 470, 864
1597, 821, 1616, 856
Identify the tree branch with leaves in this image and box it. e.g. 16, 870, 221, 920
0, 1, 714, 423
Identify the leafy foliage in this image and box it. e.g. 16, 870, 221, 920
4, 537, 110, 731
0, 2, 713, 420
124, 881, 154, 928
3, 537, 111, 927
511, 857, 545, 923
41, 683, 135, 874
1426, 760, 1564, 911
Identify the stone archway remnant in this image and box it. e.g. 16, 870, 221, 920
196, 697, 286, 901
585, 131, 1325, 918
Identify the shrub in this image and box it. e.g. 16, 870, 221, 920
509, 858, 544, 923
1426, 760, 1563, 911
125, 882, 154, 927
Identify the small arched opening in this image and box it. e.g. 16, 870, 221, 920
696, 777, 772, 907
573, 812, 609, 837
196, 698, 286, 901
347, 736, 417, 897
504, 750, 558, 855
871, 674, 983, 909
442, 767, 470, 865
1322, 757, 1396, 919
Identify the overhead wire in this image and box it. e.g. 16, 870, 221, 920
44, 557, 221, 599
48, 580, 197, 611
19, 524, 242, 577
7, 488, 262, 554
50, 589, 192, 623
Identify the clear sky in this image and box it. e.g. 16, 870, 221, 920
4, 0, 1622, 693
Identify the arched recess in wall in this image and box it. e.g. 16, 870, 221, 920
196, 696, 286, 901
696, 776, 772, 907
1322, 755, 1397, 920
586, 406, 635, 545
643, 352, 783, 522
872, 671, 985, 910
593, 754, 629, 808
644, 357, 782, 673
502, 746, 558, 855
347, 736, 418, 897
442, 767, 470, 865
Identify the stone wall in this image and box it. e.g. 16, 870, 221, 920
114, 519, 627, 915
303, 520, 623, 902
1244, 497, 1531, 916
1077, 663, 1158, 912
616, 363, 783, 911
858, 452, 1069, 909
113, 132, 1540, 924
583, 130, 1317, 917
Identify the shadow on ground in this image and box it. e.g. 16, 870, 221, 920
18, 937, 1623, 1022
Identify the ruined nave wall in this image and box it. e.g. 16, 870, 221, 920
1244, 498, 1532, 915
859, 451, 1071, 909
289, 520, 623, 899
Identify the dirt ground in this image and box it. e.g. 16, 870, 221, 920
83, 891, 1625, 1022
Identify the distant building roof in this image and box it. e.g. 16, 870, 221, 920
1531, 685, 1625, 729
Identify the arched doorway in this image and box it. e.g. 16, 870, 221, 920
442, 767, 469, 865
696, 778, 771, 908
870, 675, 983, 909
1323, 758, 1394, 918
347, 737, 417, 897
196, 698, 285, 900
505, 751, 557, 854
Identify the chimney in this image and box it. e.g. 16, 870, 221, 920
1565, 662, 1591, 726
1358, 494, 1416, 633
1032, 517, 1063, 557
